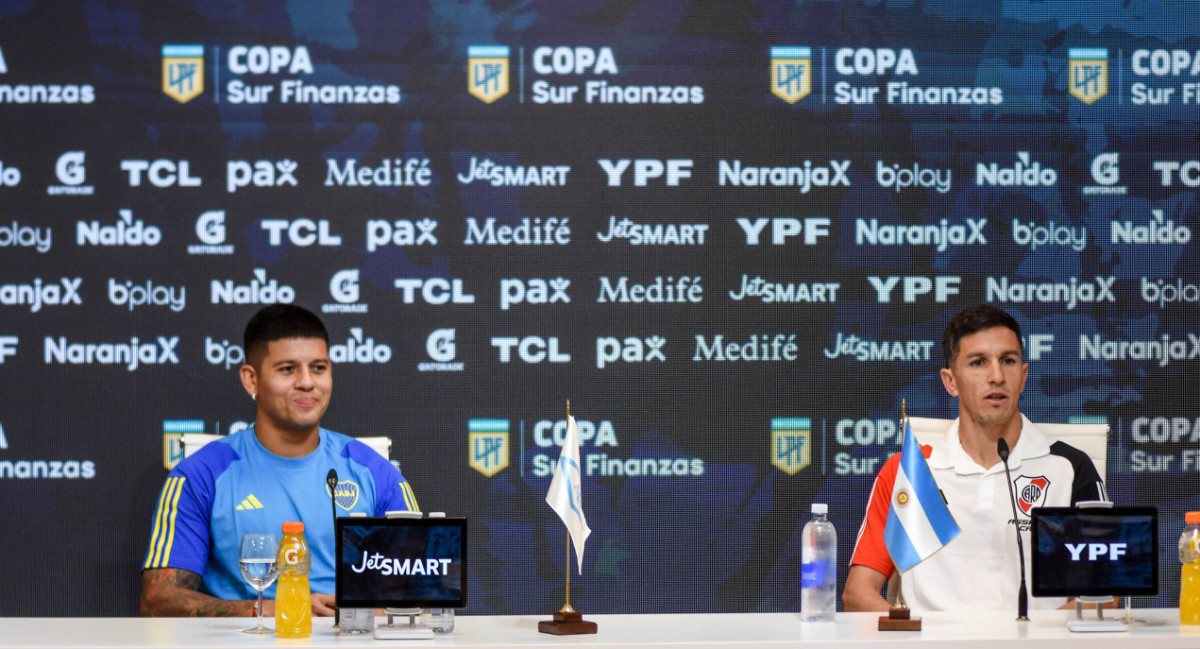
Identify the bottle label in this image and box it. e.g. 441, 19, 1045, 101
284, 547, 300, 566
800, 562, 826, 588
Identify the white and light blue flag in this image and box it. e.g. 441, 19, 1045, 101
546, 414, 591, 573
884, 419, 960, 573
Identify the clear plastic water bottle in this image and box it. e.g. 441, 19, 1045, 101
800, 503, 837, 622
1181, 511, 1200, 624
421, 607, 455, 633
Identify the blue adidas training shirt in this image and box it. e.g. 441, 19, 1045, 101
143, 426, 419, 599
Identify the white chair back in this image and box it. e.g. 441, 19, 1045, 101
181, 432, 392, 461
906, 416, 1108, 481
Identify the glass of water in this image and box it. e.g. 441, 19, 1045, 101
239, 534, 279, 634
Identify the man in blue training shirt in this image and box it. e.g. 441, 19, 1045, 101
141, 304, 419, 617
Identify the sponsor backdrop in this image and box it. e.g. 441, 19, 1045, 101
0, 0, 1197, 616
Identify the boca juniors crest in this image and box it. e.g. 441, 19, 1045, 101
771, 417, 811, 475
327, 480, 361, 510
1068, 48, 1108, 104
162, 44, 204, 103
468, 418, 509, 477
770, 46, 812, 104
468, 46, 509, 104
1014, 475, 1051, 515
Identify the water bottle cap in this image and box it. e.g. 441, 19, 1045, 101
811, 503, 828, 515
282, 521, 305, 534
1187, 512, 1200, 525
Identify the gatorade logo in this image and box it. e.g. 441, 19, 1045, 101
283, 548, 300, 566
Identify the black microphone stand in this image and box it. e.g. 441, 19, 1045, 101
997, 438, 1029, 621
327, 469, 339, 626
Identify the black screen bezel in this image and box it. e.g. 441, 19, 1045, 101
334, 516, 468, 609
1030, 506, 1158, 598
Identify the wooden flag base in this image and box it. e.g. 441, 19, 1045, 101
539, 610, 598, 635
878, 606, 921, 631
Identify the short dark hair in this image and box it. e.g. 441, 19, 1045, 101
942, 304, 1023, 368
243, 304, 329, 367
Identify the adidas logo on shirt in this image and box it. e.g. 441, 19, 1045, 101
236, 494, 264, 510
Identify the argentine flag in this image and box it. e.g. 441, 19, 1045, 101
546, 414, 591, 573
884, 420, 960, 573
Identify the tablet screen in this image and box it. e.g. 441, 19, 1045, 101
1030, 506, 1157, 598
335, 516, 467, 609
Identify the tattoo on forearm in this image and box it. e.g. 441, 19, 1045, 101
141, 568, 255, 617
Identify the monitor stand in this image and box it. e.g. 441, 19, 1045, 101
375, 608, 434, 640
1066, 596, 1127, 633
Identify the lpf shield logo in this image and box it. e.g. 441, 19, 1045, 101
1068, 48, 1107, 104
327, 480, 361, 510
162, 44, 204, 103
771, 46, 812, 104
1014, 475, 1051, 515
468, 418, 509, 477
162, 419, 205, 470
468, 46, 509, 104
771, 417, 811, 475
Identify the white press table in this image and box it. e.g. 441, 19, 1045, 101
0, 610, 1195, 648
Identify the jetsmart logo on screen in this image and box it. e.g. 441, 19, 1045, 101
323, 269, 368, 314
823, 332, 934, 362
211, 269, 296, 305
596, 216, 708, 245
1111, 209, 1191, 245
44, 335, 180, 371
692, 334, 798, 362
0, 277, 81, 312
0, 221, 51, 253
351, 553, 453, 577
728, 275, 839, 303
986, 275, 1116, 310
189, 210, 234, 255
0, 423, 97, 480
330, 328, 392, 364
77, 209, 162, 247
855, 218, 986, 252
457, 156, 568, 187
47, 151, 94, 196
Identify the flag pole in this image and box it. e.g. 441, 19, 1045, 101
539, 399, 595, 635
562, 400, 574, 614
880, 397, 919, 630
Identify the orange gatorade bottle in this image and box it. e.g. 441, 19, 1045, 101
1181, 512, 1200, 624
274, 521, 312, 638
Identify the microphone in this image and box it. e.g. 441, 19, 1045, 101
327, 469, 339, 624
997, 438, 1029, 621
